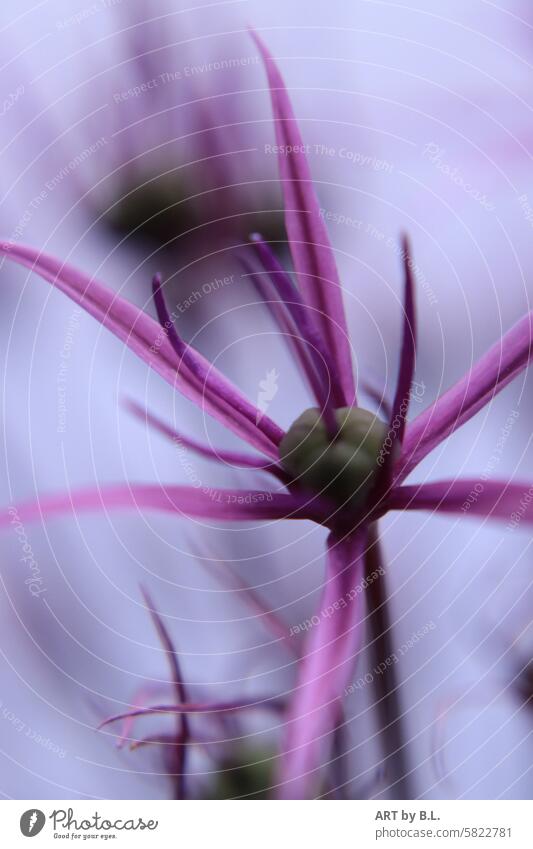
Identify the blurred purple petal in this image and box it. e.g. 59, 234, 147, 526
152, 273, 284, 450
125, 398, 282, 473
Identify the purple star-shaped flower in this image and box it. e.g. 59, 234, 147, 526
1, 32, 532, 798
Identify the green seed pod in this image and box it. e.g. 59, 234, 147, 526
279, 407, 392, 509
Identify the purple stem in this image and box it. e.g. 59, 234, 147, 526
365, 525, 412, 799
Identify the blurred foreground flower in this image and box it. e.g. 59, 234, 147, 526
100, 586, 283, 799
0, 33, 532, 799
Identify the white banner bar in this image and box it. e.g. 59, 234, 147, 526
1, 799, 531, 847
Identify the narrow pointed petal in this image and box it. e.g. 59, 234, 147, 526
125, 398, 284, 476
0, 243, 280, 457
374, 237, 417, 499
240, 254, 328, 410
152, 275, 284, 451
398, 311, 533, 481
250, 235, 343, 424
251, 31, 355, 406
0, 241, 180, 376
0, 484, 322, 528
388, 479, 533, 525
390, 236, 417, 447
278, 530, 367, 799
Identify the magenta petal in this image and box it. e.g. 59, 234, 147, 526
390, 236, 417, 447
278, 530, 367, 799
388, 479, 533, 524
0, 242, 180, 376
125, 398, 283, 474
0, 484, 322, 528
374, 237, 417, 498
398, 311, 533, 480
0, 242, 280, 457
240, 253, 329, 410
251, 31, 355, 406
250, 235, 343, 423
152, 275, 284, 452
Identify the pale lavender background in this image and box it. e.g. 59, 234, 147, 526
0, 0, 531, 799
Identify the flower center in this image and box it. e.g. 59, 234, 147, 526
104, 176, 287, 250
104, 176, 198, 246
279, 407, 391, 509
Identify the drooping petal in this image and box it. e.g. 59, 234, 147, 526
251, 31, 356, 406
0, 484, 322, 528
152, 274, 284, 451
125, 398, 285, 477
278, 529, 367, 799
388, 479, 533, 525
0, 242, 280, 457
398, 311, 533, 481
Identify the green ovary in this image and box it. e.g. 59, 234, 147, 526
279, 407, 391, 509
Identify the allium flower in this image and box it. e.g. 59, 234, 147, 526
93, 4, 284, 260
1, 32, 533, 799
0, 1, 283, 265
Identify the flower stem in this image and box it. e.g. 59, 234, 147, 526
365, 525, 413, 799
